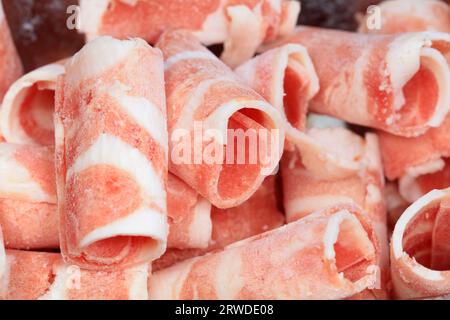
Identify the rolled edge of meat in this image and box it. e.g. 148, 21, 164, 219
281, 125, 389, 298
235, 43, 319, 142
391, 188, 450, 299
157, 29, 285, 209
149, 203, 380, 300
263, 27, 450, 137
0, 63, 64, 146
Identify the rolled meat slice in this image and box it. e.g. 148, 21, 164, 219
360, 7, 450, 205
0, 143, 58, 250
235, 44, 320, 143
79, 0, 300, 67
234, 46, 359, 180
55, 36, 168, 270
358, 0, 450, 34
281, 126, 389, 298
157, 29, 284, 209
391, 188, 450, 299
0, 1, 22, 102
0, 63, 64, 146
0, 150, 207, 251
153, 175, 284, 271
263, 27, 450, 137
380, 116, 450, 203
167, 173, 212, 249
149, 204, 380, 300
0, 229, 149, 300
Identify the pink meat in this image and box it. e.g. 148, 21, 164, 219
157, 29, 284, 209
55, 36, 168, 270
149, 204, 380, 300
263, 26, 450, 137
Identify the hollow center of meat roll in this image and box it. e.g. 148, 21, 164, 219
19, 86, 55, 145
68, 164, 163, 265
283, 64, 311, 132
398, 62, 439, 127
324, 211, 377, 284
403, 199, 450, 271
394, 46, 450, 130
82, 236, 157, 265
333, 218, 376, 282
217, 109, 278, 200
